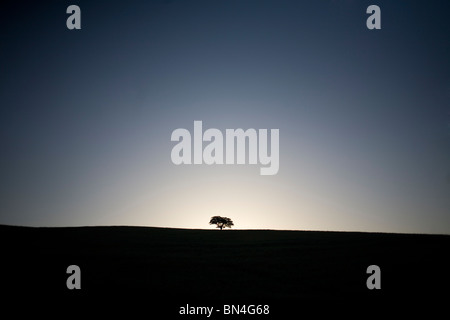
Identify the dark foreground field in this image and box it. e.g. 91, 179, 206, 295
1, 225, 449, 315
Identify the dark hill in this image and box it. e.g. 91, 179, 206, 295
1, 225, 449, 314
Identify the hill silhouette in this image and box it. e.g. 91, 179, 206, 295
1, 225, 449, 314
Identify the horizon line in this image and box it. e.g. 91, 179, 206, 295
1, 223, 449, 236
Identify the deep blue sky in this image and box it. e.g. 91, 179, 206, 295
1, 0, 449, 233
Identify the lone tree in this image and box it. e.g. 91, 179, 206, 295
209, 216, 234, 230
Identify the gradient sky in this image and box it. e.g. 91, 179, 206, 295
1, 0, 449, 234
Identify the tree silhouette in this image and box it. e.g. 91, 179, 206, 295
209, 216, 234, 230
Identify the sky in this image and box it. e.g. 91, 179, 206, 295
0, 0, 449, 234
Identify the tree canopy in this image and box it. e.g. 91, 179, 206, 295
209, 216, 234, 230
